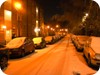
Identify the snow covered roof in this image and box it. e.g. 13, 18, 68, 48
45, 36, 52, 41
6, 37, 26, 49
32, 37, 42, 44
90, 36, 100, 53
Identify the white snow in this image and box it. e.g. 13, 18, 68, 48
6, 37, 26, 49
45, 36, 52, 42
0, 68, 7, 75
33, 37, 42, 44
90, 37, 100, 53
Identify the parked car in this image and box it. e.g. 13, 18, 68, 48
6, 37, 35, 57
0, 44, 9, 69
45, 36, 55, 44
71, 34, 78, 46
32, 37, 46, 49
75, 35, 89, 51
83, 36, 100, 66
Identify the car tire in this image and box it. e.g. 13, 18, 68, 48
0, 56, 8, 69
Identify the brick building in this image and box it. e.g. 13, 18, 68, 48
0, 0, 44, 43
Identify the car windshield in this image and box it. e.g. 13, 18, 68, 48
33, 37, 42, 44
6, 37, 26, 48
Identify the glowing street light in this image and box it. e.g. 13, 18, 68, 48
14, 2, 22, 10
56, 25, 59, 28
34, 27, 40, 36
82, 13, 89, 22
85, 13, 89, 17
65, 29, 68, 32
51, 28, 53, 30
1, 25, 6, 30
47, 26, 50, 29
34, 28, 40, 32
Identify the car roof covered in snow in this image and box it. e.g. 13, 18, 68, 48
32, 37, 43, 44
6, 37, 26, 49
90, 36, 100, 53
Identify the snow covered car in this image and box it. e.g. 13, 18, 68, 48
6, 37, 35, 57
75, 35, 89, 51
45, 36, 55, 44
32, 37, 46, 49
83, 36, 100, 66
0, 45, 9, 69
71, 35, 78, 47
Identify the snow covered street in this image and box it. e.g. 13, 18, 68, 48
4, 36, 97, 75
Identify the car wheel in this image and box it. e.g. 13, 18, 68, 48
0, 56, 8, 69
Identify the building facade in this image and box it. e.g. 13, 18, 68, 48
0, 0, 44, 44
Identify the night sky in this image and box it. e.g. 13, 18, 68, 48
36, 0, 90, 24
36, 0, 64, 23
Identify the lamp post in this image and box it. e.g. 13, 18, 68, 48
14, 2, 22, 37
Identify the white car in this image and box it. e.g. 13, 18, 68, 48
83, 36, 100, 66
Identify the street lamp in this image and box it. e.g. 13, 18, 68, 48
85, 13, 89, 17
14, 2, 22, 10
47, 26, 50, 29
56, 25, 59, 28
14, 2, 22, 37
34, 27, 40, 36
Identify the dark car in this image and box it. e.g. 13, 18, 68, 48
0, 45, 9, 69
32, 37, 46, 49
6, 37, 35, 57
